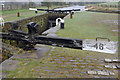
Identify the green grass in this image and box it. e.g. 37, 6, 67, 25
100, 2, 119, 6
2, 9, 30, 16
2, 9, 45, 22
86, 2, 119, 6
56, 12, 118, 41
2, 6, 64, 22
2, 6, 52, 16
4, 11, 44, 22
6, 47, 118, 78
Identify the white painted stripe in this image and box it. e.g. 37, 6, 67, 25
29, 8, 37, 11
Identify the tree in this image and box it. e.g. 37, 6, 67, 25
29, 2, 36, 8
41, 2, 52, 9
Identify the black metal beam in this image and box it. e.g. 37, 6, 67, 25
37, 9, 80, 13
0, 32, 83, 50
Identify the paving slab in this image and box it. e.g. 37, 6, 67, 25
11, 46, 50, 60
73, 62, 79, 64
97, 66, 103, 69
54, 59, 60, 61
93, 76, 100, 78
105, 59, 120, 63
35, 46, 50, 59
112, 65, 117, 69
86, 60, 91, 63
65, 62, 71, 64
73, 68, 80, 71
61, 65, 67, 67
47, 34, 57, 37
97, 71, 109, 76
70, 64, 77, 67
105, 59, 112, 63
79, 60, 84, 62
70, 60, 77, 62
94, 69, 101, 71
109, 72, 115, 75
116, 65, 120, 69
2, 73, 9, 78
83, 69, 91, 71
81, 62, 88, 65
88, 66, 94, 68
80, 71, 86, 74
2, 60, 19, 71
88, 71, 97, 75
105, 65, 116, 68
80, 66, 85, 68
112, 59, 120, 63
56, 61, 63, 64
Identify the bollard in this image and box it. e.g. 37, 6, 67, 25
17, 12, 20, 17
70, 13, 72, 19
60, 20, 64, 29
72, 11, 74, 15
35, 10, 38, 14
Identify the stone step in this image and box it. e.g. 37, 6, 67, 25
105, 59, 120, 63
88, 70, 115, 76
105, 65, 117, 69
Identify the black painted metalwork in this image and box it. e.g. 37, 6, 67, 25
0, 22, 83, 50
37, 9, 80, 13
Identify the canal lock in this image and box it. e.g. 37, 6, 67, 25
1, 13, 68, 62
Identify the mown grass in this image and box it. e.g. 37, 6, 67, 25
86, 2, 119, 6
100, 2, 119, 6
2, 6, 65, 22
2, 6, 56, 16
2, 9, 31, 16
2, 9, 45, 22
56, 12, 118, 41
6, 56, 53, 78
6, 47, 118, 78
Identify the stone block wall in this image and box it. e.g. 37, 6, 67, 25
3, 13, 49, 34
2, 13, 68, 34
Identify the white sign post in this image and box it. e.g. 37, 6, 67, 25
83, 39, 118, 54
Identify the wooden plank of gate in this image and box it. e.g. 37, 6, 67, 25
83, 39, 118, 54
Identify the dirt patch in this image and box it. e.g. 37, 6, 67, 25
11, 46, 50, 60
2, 60, 19, 71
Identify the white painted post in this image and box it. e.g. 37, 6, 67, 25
0, 17, 4, 27
60, 20, 64, 29
56, 18, 64, 29
56, 18, 63, 26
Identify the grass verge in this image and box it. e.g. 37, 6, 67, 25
56, 12, 118, 41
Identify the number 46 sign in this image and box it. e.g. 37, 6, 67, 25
83, 38, 118, 54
